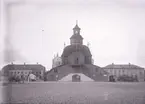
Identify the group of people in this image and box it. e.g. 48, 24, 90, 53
109, 75, 139, 82
8, 73, 37, 83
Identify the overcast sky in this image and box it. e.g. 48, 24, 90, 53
1, 0, 145, 70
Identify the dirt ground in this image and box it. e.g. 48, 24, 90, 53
1, 82, 145, 104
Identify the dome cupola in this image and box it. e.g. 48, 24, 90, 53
70, 21, 83, 45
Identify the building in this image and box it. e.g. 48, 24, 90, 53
52, 53, 62, 68
102, 63, 145, 82
2, 63, 46, 82
45, 23, 108, 82
0, 70, 1, 81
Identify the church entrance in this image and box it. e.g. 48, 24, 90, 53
72, 74, 81, 82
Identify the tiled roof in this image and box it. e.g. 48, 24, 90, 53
2, 64, 45, 71
102, 64, 144, 70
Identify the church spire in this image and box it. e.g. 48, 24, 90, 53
73, 20, 81, 35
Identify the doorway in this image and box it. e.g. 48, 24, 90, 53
72, 74, 81, 82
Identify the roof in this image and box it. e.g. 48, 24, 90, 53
73, 24, 81, 30
61, 44, 92, 57
103, 64, 144, 70
70, 34, 83, 39
2, 64, 46, 72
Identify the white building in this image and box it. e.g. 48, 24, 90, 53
2, 63, 46, 81
52, 53, 62, 68
102, 63, 145, 82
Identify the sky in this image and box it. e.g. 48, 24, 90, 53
1, 0, 145, 70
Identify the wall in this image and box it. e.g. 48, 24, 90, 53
68, 52, 85, 65
59, 73, 94, 81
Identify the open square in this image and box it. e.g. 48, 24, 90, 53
2, 82, 145, 104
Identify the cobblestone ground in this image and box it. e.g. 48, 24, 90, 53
2, 82, 145, 104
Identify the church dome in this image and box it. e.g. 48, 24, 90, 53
61, 44, 92, 57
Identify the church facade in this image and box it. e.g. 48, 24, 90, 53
45, 23, 108, 82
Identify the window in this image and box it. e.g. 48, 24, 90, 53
118, 70, 121, 75
114, 70, 116, 74
140, 71, 142, 75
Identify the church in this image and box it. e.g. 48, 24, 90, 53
45, 23, 108, 82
